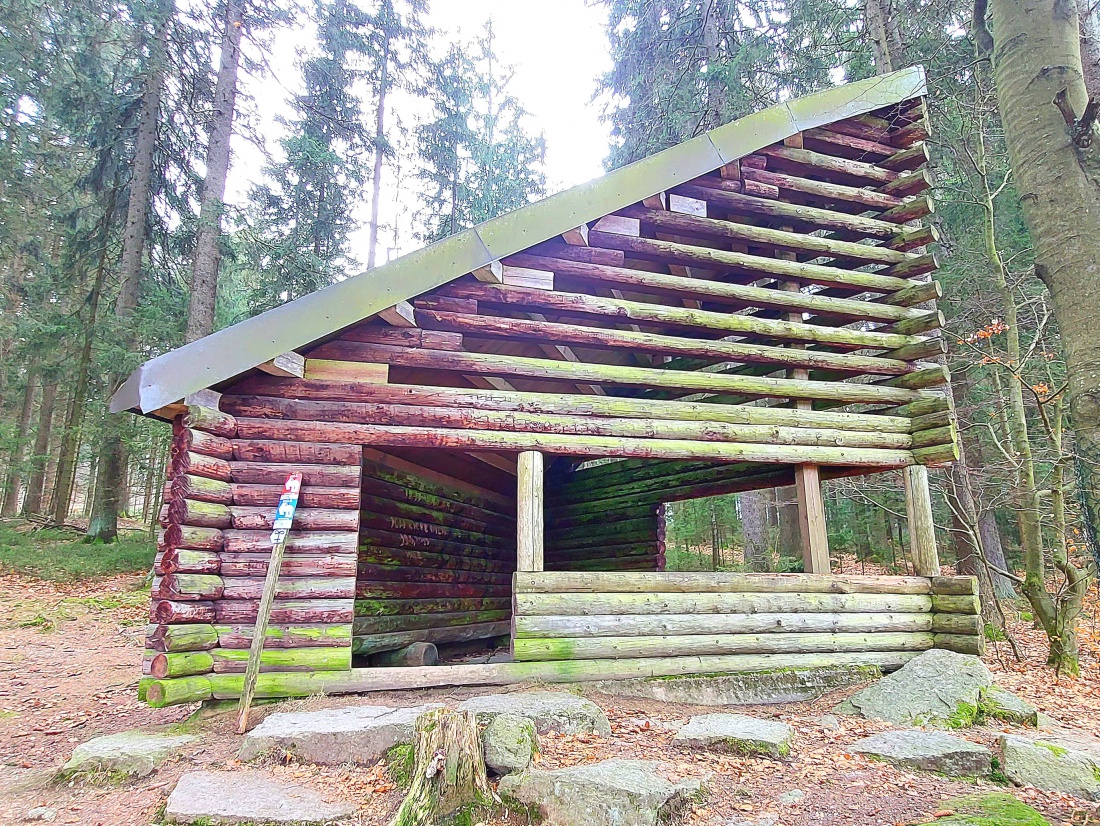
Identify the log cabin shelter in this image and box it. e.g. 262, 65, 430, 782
113, 66, 983, 709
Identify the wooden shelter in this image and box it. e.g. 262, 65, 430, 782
113, 67, 981, 708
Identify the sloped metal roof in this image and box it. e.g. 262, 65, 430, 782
112, 66, 927, 415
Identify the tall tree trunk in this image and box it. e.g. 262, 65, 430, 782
87, 2, 169, 543
186, 0, 244, 342
988, 0, 1093, 672
22, 379, 56, 515
864, 0, 904, 73
367, 29, 390, 270
776, 486, 800, 561
2, 372, 37, 516
1078, 0, 1100, 95
740, 490, 770, 571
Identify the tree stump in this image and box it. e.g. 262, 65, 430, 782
389, 708, 495, 826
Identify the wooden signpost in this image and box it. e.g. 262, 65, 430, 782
236, 471, 303, 733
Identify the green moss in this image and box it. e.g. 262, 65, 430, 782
913, 793, 1052, 825
982, 623, 1006, 642
1034, 741, 1068, 758
385, 743, 415, 789
944, 700, 980, 729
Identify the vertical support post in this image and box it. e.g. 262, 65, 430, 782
516, 451, 544, 573
904, 464, 941, 576
795, 464, 831, 573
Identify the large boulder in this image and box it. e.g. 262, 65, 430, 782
498, 758, 703, 826
483, 713, 537, 776
672, 713, 792, 757
834, 649, 993, 726
980, 686, 1039, 726
999, 734, 1100, 799
165, 770, 355, 824
238, 703, 442, 764
60, 731, 196, 779
458, 691, 611, 736
850, 730, 991, 777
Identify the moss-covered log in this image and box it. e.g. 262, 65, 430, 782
516, 591, 932, 616
210, 646, 349, 673
214, 623, 352, 649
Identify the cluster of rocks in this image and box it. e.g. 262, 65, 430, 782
51, 650, 1100, 825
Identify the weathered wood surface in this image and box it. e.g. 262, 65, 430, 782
213, 598, 354, 624
512, 572, 936, 594
212, 646, 349, 673
352, 621, 511, 656
514, 612, 933, 638
147, 623, 220, 652
214, 623, 353, 649
515, 591, 932, 616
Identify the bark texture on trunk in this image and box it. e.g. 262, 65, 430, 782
990, 0, 1095, 673
23, 380, 56, 515
740, 490, 771, 571
2, 374, 36, 516
367, 30, 389, 270
186, 0, 243, 343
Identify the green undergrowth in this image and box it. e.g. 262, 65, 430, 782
0, 523, 154, 580
944, 700, 981, 729
913, 793, 1051, 825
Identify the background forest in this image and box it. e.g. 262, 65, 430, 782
1, 0, 1097, 671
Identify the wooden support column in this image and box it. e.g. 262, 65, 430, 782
904, 464, 941, 576
516, 451, 544, 573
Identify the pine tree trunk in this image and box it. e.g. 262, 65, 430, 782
776, 486, 800, 561
740, 490, 770, 571
186, 0, 243, 343
2, 373, 37, 516
389, 708, 493, 826
23, 379, 57, 515
367, 30, 390, 270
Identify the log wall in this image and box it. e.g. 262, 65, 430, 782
353, 454, 515, 656
511, 572, 983, 662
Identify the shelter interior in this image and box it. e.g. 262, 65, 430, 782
134, 68, 982, 707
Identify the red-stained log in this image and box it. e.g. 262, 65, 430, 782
231, 440, 361, 466
158, 525, 225, 552
171, 474, 233, 505
166, 498, 232, 529
172, 451, 232, 482
171, 425, 234, 460
221, 576, 355, 600
156, 574, 224, 601
213, 598, 354, 624
229, 505, 360, 532
220, 553, 357, 578
161, 549, 221, 575
228, 462, 360, 487
152, 600, 217, 624
231, 483, 360, 510
222, 529, 358, 555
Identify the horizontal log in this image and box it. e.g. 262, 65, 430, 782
881, 142, 930, 171
223, 530, 358, 555
353, 610, 511, 636
885, 223, 939, 252
931, 594, 982, 615
733, 168, 902, 210
231, 483, 361, 510
515, 611, 933, 638
356, 563, 512, 586
172, 427, 234, 460
150, 650, 215, 679
931, 575, 979, 595
231, 440, 361, 466
513, 571, 934, 594
224, 384, 913, 435
158, 525, 224, 552
314, 341, 927, 405
211, 646, 349, 674
911, 411, 955, 432
360, 494, 512, 537
145, 675, 213, 707
359, 475, 513, 528
214, 623, 352, 649
757, 143, 897, 184
220, 553, 357, 578
516, 592, 932, 616
229, 505, 360, 532
352, 621, 512, 656
171, 474, 232, 506
151, 600, 216, 624
881, 280, 942, 308
166, 499, 231, 529
161, 549, 220, 575
547, 558, 663, 572
891, 395, 951, 419
676, 182, 903, 240
881, 366, 949, 391
229, 462, 361, 487
360, 454, 513, 513
342, 324, 463, 350
184, 405, 237, 438
886, 338, 947, 362
235, 417, 918, 467
221, 576, 356, 600
147, 623, 220, 652
545, 545, 658, 563
512, 631, 935, 662
156, 574, 224, 601
174, 451, 232, 482
359, 526, 510, 559
911, 426, 955, 449
370, 643, 438, 667
213, 598, 354, 624
934, 634, 985, 656
354, 597, 511, 617
355, 580, 512, 600
911, 442, 958, 466
931, 614, 983, 635
879, 169, 932, 198
879, 196, 933, 224
358, 546, 511, 573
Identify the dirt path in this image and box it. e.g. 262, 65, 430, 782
2, 572, 1099, 825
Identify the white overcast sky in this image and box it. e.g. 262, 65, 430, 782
231, 0, 613, 263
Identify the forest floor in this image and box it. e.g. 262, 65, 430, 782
0, 543, 1099, 825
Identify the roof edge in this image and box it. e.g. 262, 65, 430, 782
112, 66, 927, 415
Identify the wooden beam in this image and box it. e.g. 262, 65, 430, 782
795, 464, 830, 574
501, 266, 554, 290
473, 261, 504, 284
904, 464, 941, 576
562, 225, 590, 246
378, 301, 417, 328
302, 359, 388, 384
258, 352, 305, 378
516, 451, 544, 573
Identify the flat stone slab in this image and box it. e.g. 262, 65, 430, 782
498, 758, 702, 826
576, 665, 881, 706
458, 691, 611, 736
981, 686, 1039, 726
835, 649, 993, 726
851, 730, 991, 777
672, 713, 792, 757
61, 731, 197, 778
912, 793, 1053, 826
239, 703, 442, 764
165, 770, 355, 824
1000, 733, 1100, 799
